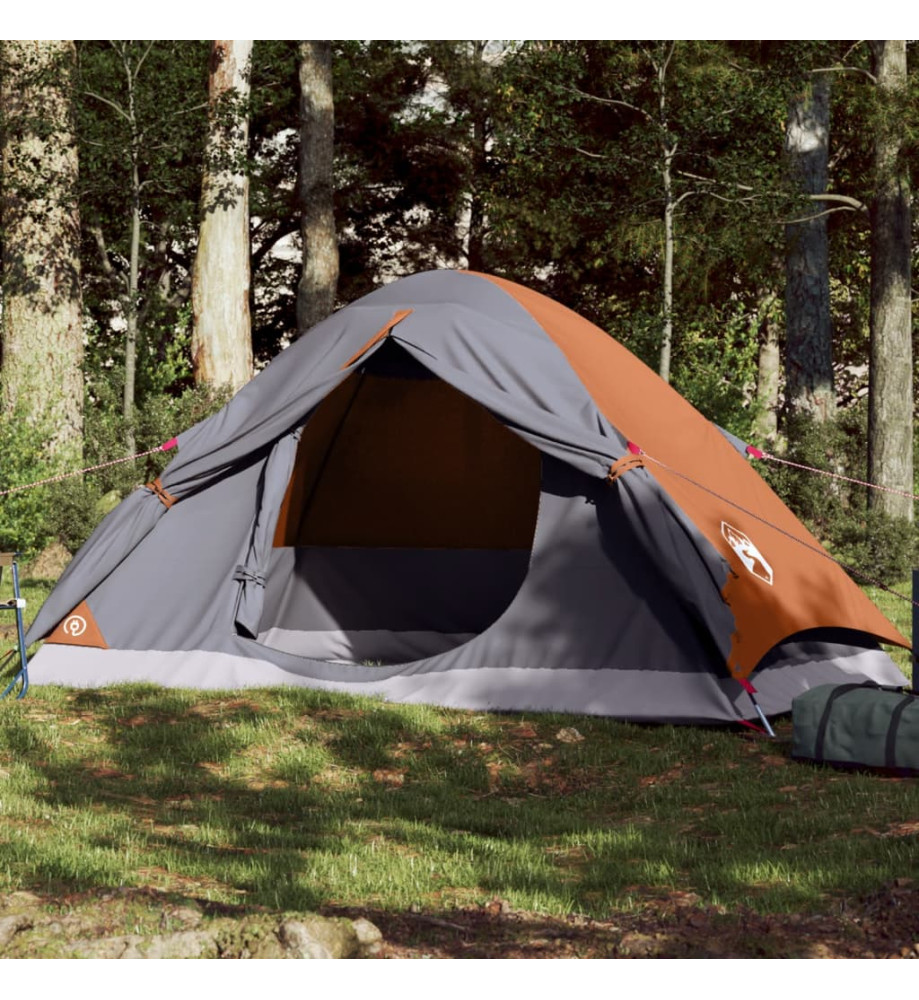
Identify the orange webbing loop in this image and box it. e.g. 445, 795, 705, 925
607, 454, 645, 485
147, 477, 177, 509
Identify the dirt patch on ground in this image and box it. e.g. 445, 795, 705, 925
2, 881, 919, 958
337, 880, 919, 959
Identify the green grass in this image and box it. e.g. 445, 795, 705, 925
0, 577, 916, 923
1, 683, 917, 920
863, 576, 914, 681
0, 577, 53, 693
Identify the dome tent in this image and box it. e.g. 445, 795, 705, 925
27, 270, 908, 723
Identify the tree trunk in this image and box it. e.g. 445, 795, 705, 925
0, 40, 83, 462
868, 41, 913, 523
659, 144, 675, 384
115, 40, 145, 456
655, 43, 677, 384
752, 292, 781, 445
459, 41, 489, 273
296, 41, 338, 336
124, 144, 141, 455
191, 40, 254, 392
461, 120, 488, 272
784, 74, 835, 424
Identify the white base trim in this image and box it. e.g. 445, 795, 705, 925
27, 642, 907, 724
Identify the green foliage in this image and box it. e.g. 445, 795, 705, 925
42, 384, 228, 554
2, 38, 915, 584
0, 384, 226, 559
246, 40, 461, 353
0, 412, 58, 558
488, 43, 786, 299
74, 41, 209, 392
333, 42, 479, 287
760, 410, 918, 584
669, 304, 762, 439
245, 40, 301, 356
247, 40, 488, 354
830, 508, 918, 587
83, 306, 195, 409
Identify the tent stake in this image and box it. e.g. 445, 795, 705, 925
738, 677, 775, 737
749, 693, 776, 738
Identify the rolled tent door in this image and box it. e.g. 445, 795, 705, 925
233, 430, 301, 638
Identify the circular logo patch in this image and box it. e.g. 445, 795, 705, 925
63, 614, 88, 638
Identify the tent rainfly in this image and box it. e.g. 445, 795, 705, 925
26, 270, 909, 723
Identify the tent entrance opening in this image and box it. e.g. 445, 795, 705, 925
256, 344, 541, 664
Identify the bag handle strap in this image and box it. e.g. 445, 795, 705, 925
884, 694, 916, 769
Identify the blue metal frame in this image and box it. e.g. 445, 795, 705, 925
0, 554, 29, 699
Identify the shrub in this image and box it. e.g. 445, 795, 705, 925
0, 411, 59, 558
669, 305, 762, 441
760, 408, 918, 585
0, 385, 229, 560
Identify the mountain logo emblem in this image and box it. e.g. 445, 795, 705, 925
721, 522, 774, 586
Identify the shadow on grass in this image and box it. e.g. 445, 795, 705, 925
2, 685, 918, 917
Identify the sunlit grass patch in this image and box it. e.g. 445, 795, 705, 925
863, 576, 914, 680
2, 685, 918, 921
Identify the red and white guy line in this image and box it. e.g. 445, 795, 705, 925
747, 446, 919, 504
2, 432, 915, 609
0, 439, 178, 499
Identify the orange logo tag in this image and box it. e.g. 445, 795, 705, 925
48, 600, 108, 648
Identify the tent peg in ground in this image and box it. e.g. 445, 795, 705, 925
738, 676, 776, 737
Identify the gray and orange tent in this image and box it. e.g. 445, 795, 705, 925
26, 270, 909, 723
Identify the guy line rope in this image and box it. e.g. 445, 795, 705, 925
1, 433, 914, 609
0, 439, 178, 499
633, 445, 919, 611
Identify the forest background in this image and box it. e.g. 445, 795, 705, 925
0, 39, 916, 585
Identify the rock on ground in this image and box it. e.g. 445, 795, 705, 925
0, 893, 382, 959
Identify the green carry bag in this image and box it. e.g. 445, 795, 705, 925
791, 682, 919, 774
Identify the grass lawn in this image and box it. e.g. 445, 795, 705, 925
863, 579, 914, 681
0, 577, 916, 958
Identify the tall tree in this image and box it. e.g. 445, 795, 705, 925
619, 40, 683, 384
751, 290, 782, 444
0, 40, 83, 460
784, 73, 836, 423
85, 42, 149, 452
455, 41, 490, 271
76, 41, 209, 450
296, 40, 338, 335
191, 40, 254, 392
244, 41, 440, 354
422, 41, 511, 272
490, 41, 778, 396
867, 41, 913, 522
